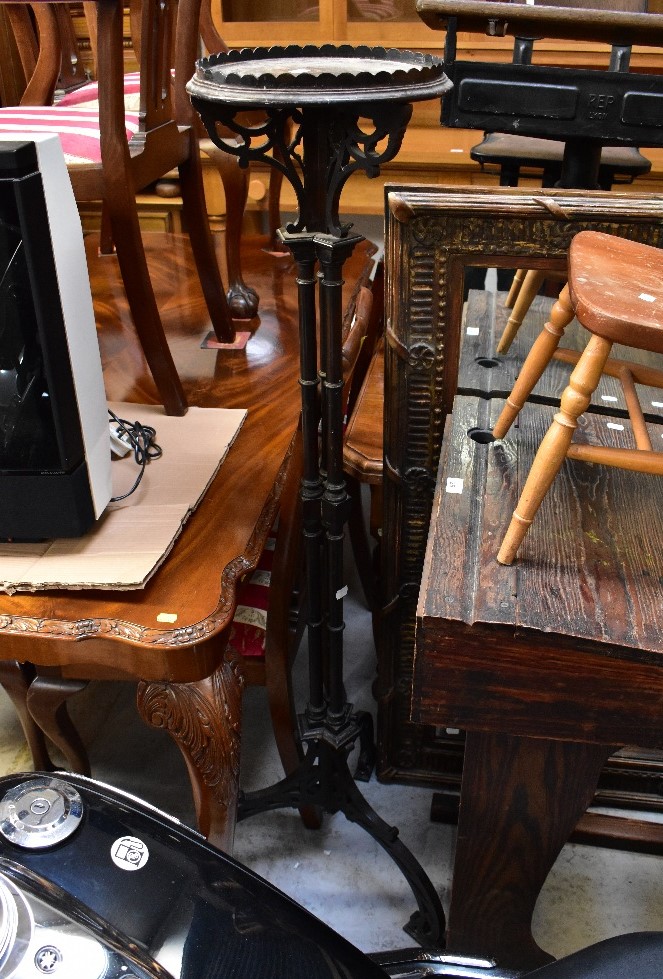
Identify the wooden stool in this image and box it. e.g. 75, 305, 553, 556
495, 230, 663, 566
471, 135, 652, 354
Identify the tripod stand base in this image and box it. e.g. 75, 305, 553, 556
238, 732, 446, 947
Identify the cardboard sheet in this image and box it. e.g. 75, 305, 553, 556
0, 402, 246, 593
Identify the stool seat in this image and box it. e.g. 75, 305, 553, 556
569, 232, 663, 353
471, 133, 652, 186
493, 230, 663, 566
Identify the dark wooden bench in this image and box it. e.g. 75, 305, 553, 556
414, 386, 663, 972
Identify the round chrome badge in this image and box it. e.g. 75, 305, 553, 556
0, 777, 83, 849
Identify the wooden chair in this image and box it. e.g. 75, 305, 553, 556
0, 0, 235, 416
494, 230, 663, 565
195, 0, 288, 318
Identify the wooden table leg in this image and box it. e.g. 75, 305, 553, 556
0, 661, 54, 772
137, 652, 244, 855
26, 672, 91, 775
446, 731, 614, 972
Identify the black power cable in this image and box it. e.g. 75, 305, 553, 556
108, 409, 162, 502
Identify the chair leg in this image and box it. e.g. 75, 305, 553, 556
497, 268, 547, 354
105, 188, 187, 416
26, 673, 91, 775
178, 132, 237, 338
99, 202, 115, 256
497, 334, 613, 565
346, 476, 376, 611
265, 143, 288, 256
202, 142, 259, 319
493, 283, 575, 440
0, 661, 55, 772
504, 267, 527, 309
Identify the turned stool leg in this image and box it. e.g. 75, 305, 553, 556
497, 269, 547, 354
504, 267, 527, 309
497, 333, 613, 566
493, 284, 575, 440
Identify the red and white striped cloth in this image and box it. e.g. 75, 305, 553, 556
0, 72, 144, 165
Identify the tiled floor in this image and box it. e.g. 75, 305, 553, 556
1, 524, 663, 959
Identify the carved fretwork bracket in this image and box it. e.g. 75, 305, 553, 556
192, 99, 412, 237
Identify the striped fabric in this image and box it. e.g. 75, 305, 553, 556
58, 71, 143, 111
227, 523, 277, 660
0, 105, 140, 165
0, 71, 145, 166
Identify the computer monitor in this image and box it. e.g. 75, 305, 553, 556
0, 133, 111, 539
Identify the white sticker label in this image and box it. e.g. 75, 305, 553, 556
446, 478, 464, 494
335, 585, 348, 601
111, 836, 149, 871
450, 148, 464, 153
466, 327, 480, 336
607, 422, 624, 431
600, 395, 618, 402
157, 612, 177, 623
639, 293, 656, 303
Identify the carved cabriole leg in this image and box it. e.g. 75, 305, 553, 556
497, 268, 547, 354
0, 662, 54, 772
497, 333, 613, 566
446, 731, 614, 972
26, 673, 91, 775
136, 651, 243, 854
493, 283, 575, 441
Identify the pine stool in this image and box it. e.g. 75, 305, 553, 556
495, 230, 663, 566
470, 135, 652, 354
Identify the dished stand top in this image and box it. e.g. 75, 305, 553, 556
187, 45, 452, 107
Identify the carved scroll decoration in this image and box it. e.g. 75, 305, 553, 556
136, 651, 244, 820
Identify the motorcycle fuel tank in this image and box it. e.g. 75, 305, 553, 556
0, 771, 389, 979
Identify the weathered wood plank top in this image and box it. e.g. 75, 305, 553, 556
414, 395, 663, 746
418, 394, 663, 658
459, 288, 663, 420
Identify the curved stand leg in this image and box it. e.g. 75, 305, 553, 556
497, 333, 613, 565
137, 652, 244, 854
447, 732, 613, 972
26, 673, 91, 775
492, 284, 575, 441
239, 736, 446, 946
179, 130, 237, 338
0, 662, 54, 772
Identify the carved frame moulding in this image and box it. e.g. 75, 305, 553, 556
378, 184, 663, 787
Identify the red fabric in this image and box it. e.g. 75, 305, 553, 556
227, 526, 277, 660
0, 106, 139, 164
58, 72, 142, 107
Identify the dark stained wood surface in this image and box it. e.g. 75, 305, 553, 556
0, 231, 376, 682
417, 395, 663, 678
414, 392, 663, 968
459, 288, 663, 419
416, 0, 663, 45
343, 337, 384, 485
